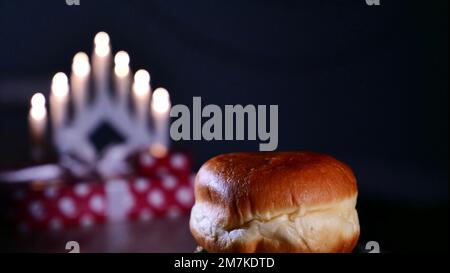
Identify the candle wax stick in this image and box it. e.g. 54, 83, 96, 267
50, 72, 69, 137
29, 93, 48, 161
132, 69, 151, 126
92, 32, 111, 98
71, 52, 91, 112
114, 51, 130, 109
151, 87, 171, 155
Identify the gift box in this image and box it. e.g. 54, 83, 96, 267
2, 150, 196, 232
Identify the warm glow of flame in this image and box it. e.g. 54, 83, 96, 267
133, 69, 150, 96
115, 66, 129, 77
30, 105, 47, 121
94, 32, 111, 57
134, 69, 150, 84
114, 51, 130, 77
151, 87, 171, 114
133, 82, 149, 96
95, 44, 110, 57
149, 143, 168, 158
114, 51, 130, 67
94, 32, 110, 47
31, 92, 46, 108
72, 52, 91, 77
51, 72, 69, 98
30, 92, 47, 122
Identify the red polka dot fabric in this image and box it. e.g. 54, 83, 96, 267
8, 151, 195, 231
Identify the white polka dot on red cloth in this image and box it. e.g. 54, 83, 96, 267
89, 194, 105, 213
29, 201, 45, 220
74, 183, 90, 197
80, 214, 95, 227
147, 189, 165, 208
134, 178, 150, 193
176, 186, 193, 206
140, 153, 155, 167
44, 187, 58, 199
139, 209, 153, 222
162, 175, 177, 190
170, 153, 187, 169
58, 197, 77, 217
48, 217, 63, 231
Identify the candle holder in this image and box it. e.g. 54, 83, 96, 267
54, 80, 153, 163
41, 32, 172, 177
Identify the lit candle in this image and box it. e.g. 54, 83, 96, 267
29, 92, 48, 161
50, 72, 69, 135
114, 51, 130, 108
132, 69, 151, 126
92, 31, 111, 96
71, 52, 90, 112
150, 87, 171, 157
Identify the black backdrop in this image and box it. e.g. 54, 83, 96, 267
0, 0, 448, 251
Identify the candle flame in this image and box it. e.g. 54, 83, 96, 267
95, 44, 110, 58
133, 82, 150, 96
133, 69, 151, 96
72, 52, 91, 77
134, 69, 150, 84
30, 105, 47, 121
94, 32, 111, 57
94, 32, 110, 47
149, 143, 168, 158
31, 93, 46, 108
114, 51, 130, 77
152, 87, 171, 113
51, 72, 69, 98
115, 66, 129, 77
114, 51, 130, 67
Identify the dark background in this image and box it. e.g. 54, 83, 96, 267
0, 0, 448, 252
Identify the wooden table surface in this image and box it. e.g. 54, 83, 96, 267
1, 215, 197, 253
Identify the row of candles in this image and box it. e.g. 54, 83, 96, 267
29, 32, 171, 159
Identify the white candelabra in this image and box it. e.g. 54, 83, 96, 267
28, 32, 171, 176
